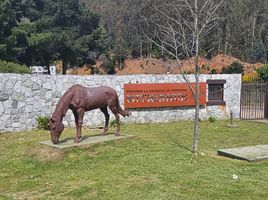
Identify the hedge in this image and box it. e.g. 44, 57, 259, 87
0, 60, 32, 74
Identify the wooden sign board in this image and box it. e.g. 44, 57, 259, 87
124, 83, 206, 109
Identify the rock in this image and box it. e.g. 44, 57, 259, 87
52, 91, 62, 98
232, 174, 238, 180
43, 82, 52, 90
12, 99, 18, 109
0, 92, 9, 101
0, 114, 9, 121
0, 102, 4, 114
32, 83, 41, 91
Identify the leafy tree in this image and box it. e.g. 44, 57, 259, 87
0, 0, 106, 74
113, 30, 128, 70
90, 26, 109, 55
1, 0, 268, 73
84, 0, 268, 63
101, 59, 116, 74
0, 0, 24, 62
250, 39, 267, 63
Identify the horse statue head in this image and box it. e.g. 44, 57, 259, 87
49, 117, 64, 144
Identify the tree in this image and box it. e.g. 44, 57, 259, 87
1, 0, 268, 71
113, 30, 128, 70
250, 39, 267, 63
83, 0, 268, 63
37, 0, 101, 74
83, 0, 157, 58
0, 0, 105, 74
0, 0, 25, 62
216, 0, 268, 62
148, 0, 223, 155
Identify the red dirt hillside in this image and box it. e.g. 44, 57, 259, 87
116, 54, 264, 75
66, 54, 264, 75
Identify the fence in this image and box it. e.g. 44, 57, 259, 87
240, 82, 268, 119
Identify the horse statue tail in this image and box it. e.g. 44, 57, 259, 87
116, 95, 131, 117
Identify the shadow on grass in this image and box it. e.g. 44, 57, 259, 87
167, 135, 192, 153
57, 132, 122, 144
176, 142, 192, 152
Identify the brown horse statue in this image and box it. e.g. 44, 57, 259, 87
49, 84, 130, 144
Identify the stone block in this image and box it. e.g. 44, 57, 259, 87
12, 122, 20, 128
0, 102, 4, 114
0, 92, 9, 102
43, 82, 52, 90
39, 134, 134, 149
218, 145, 268, 162
0, 114, 9, 121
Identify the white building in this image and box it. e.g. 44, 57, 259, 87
30, 66, 48, 75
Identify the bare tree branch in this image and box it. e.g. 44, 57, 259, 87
147, 0, 223, 155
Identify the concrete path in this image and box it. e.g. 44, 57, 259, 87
39, 134, 134, 149
218, 144, 268, 162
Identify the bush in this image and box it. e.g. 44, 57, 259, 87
101, 57, 116, 74
110, 119, 125, 127
208, 116, 217, 123
36, 116, 50, 130
256, 64, 268, 81
0, 60, 31, 74
242, 73, 259, 82
105, 61, 116, 74
221, 61, 244, 75
210, 69, 217, 74
89, 66, 101, 75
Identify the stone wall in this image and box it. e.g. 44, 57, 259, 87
0, 74, 241, 132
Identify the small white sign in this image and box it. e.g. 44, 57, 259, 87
50, 65, 56, 75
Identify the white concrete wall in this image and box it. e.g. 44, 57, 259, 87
0, 74, 241, 132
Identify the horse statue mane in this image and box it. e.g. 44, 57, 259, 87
49, 84, 130, 144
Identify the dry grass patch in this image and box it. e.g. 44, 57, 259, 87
29, 146, 64, 162
8, 191, 52, 200
127, 175, 160, 186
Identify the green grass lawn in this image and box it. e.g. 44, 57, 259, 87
0, 120, 268, 200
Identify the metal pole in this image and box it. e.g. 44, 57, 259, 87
230, 110, 233, 125
264, 81, 268, 119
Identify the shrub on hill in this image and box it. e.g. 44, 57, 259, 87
256, 64, 268, 81
221, 61, 244, 75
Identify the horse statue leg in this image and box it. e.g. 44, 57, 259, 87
100, 107, 110, 135
73, 108, 84, 142
72, 109, 78, 136
109, 105, 120, 136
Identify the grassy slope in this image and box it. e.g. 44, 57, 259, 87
0, 120, 268, 200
